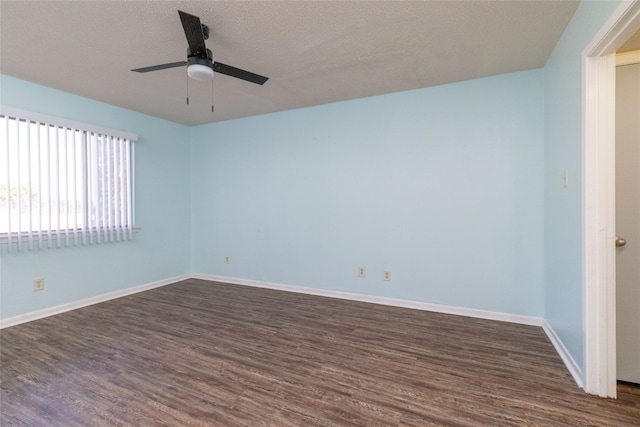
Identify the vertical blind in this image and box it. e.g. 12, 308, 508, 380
0, 108, 136, 251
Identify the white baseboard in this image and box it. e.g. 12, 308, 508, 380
4, 272, 583, 392
542, 319, 584, 389
0, 274, 190, 329
191, 273, 544, 327
197, 274, 591, 388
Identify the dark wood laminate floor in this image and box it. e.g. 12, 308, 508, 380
1, 279, 638, 426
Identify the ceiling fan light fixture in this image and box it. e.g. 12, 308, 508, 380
187, 63, 214, 81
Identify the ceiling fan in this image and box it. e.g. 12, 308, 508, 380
132, 10, 268, 85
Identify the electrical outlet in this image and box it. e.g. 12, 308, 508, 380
358, 267, 366, 278
384, 271, 391, 281
33, 278, 44, 291
225, 256, 230, 264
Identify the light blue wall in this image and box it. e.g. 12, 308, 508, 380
191, 69, 545, 316
0, 75, 192, 320
544, 0, 622, 371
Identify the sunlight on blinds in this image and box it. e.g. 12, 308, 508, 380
0, 109, 135, 251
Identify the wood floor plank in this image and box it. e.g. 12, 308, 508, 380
1, 279, 639, 426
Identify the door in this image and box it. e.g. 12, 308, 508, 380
616, 60, 640, 385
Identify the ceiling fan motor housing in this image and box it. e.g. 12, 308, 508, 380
187, 48, 213, 64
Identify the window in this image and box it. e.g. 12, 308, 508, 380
0, 108, 136, 251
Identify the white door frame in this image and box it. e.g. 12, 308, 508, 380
583, 0, 640, 398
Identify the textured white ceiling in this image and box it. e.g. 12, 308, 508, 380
0, 0, 580, 126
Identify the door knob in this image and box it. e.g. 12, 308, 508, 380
616, 236, 627, 247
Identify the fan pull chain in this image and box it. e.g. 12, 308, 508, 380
211, 80, 215, 113
186, 73, 190, 105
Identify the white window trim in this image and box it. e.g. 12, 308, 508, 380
0, 107, 137, 142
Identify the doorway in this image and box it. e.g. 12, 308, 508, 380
615, 54, 639, 386
583, 0, 640, 398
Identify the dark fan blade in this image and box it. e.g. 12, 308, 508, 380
132, 61, 187, 73
179, 10, 207, 56
213, 62, 269, 85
